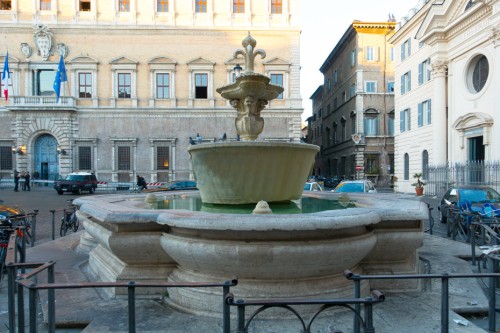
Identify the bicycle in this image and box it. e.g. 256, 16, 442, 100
0, 216, 28, 284
60, 199, 79, 237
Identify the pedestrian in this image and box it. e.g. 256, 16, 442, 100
24, 172, 31, 191
14, 170, 20, 192
136, 175, 147, 191
20, 171, 26, 191
33, 170, 40, 188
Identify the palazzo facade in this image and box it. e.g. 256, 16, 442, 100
0, 0, 302, 182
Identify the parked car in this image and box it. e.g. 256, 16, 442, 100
437, 185, 500, 224
164, 181, 198, 191
0, 201, 26, 219
332, 180, 377, 193
54, 172, 98, 195
303, 182, 324, 192
324, 176, 342, 189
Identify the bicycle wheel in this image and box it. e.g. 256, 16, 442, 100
60, 218, 69, 237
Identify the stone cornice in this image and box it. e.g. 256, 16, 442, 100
445, 4, 491, 41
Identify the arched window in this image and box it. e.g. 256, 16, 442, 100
364, 108, 379, 136
404, 153, 409, 180
422, 150, 429, 179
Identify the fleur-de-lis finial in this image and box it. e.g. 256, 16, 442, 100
233, 32, 266, 74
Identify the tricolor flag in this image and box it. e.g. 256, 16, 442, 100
1, 52, 10, 101
53, 55, 68, 102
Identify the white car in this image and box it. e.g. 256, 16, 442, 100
332, 180, 377, 193
303, 182, 324, 192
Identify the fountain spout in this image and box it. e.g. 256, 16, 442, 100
216, 33, 283, 141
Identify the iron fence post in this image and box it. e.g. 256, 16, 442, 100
29, 284, 37, 333
488, 257, 497, 331
362, 298, 375, 333
48, 263, 55, 332
128, 281, 136, 333
471, 225, 477, 266
222, 284, 230, 333
236, 301, 247, 333
440, 274, 449, 333
354, 274, 361, 333
7, 263, 16, 333
49, 210, 55, 240
17, 277, 25, 333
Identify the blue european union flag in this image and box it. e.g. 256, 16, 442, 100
53, 56, 68, 102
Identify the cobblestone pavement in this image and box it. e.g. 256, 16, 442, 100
0, 185, 138, 246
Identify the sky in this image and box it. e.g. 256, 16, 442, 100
299, 0, 418, 122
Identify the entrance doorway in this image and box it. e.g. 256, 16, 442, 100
468, 136, 484, 183
34, 134, 59, 180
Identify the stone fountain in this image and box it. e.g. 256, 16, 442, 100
190, 33, 319, 204
75, 34, 427, 318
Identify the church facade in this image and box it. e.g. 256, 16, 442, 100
390, 0, 499, 193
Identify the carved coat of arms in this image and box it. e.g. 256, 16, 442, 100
33, 25, 53, 61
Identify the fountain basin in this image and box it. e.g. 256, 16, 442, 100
188, 142, 319, 204
75, 192, 426, 316
216, 73, 283, 101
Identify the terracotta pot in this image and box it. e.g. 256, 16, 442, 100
415, 187, 424, 196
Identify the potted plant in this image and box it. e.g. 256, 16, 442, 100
412, 173, 425, 196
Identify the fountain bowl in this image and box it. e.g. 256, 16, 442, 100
188, 141, 319, 204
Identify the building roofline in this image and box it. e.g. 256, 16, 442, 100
309, 85, 324, 100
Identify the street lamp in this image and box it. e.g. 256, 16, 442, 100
57, 145, 66, 155
12, 146, 24, 155
233, 64, 242, 78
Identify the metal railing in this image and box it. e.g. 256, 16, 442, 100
426, 160, 500, 197
225, 290, 384, 333
344, 269, 500, 333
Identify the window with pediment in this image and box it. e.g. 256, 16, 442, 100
263, 57, 289, 100
70, 55, 98, 100
187, 57, 215, 101
110, 56, 138, 100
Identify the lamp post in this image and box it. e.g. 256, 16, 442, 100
57, 145, 66, 155
233, 64, 242, 78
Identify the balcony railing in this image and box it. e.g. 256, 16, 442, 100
6, 96, 76, 110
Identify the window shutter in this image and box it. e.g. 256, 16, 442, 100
401, 75, 405, 94
418, 103, 423, 127
418, 63, 423, 85
408, 109, 411, 130
401, 43, 405, 60
428, 99, 432, 124
400, 111, 404, 131
407, 38, 411, 56
408, 72, 412, 91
